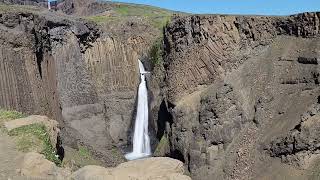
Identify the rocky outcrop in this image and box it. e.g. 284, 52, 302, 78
5, 115, 60, 148
0, 0, 47, 6
20, 152, 71, 180
57, 0, 113, 16
18, 153, 190, 180
163, 13, 320, 103
0, 3, 163, 166
153, 12, 320, 180
267, 101, 320, 167
0, 9, 127, 166
72, 157, 191, 180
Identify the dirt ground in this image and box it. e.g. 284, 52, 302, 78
0, 130, 24, 179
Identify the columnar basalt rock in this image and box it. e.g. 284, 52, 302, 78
154, 12, 320, 180
0, 4, 163, 166
0, 10, 130, 166
163, 13, 320, 103
1, 3, 320, 180
84, 37, 140, 146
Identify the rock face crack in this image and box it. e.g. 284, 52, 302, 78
32, 28, 45, 78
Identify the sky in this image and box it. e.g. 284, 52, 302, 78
111, 0, 320, 15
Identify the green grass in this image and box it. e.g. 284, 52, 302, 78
150, 37, 164, 65
154, 134, 169, 156
0, 109, 26, 132
85, 15, 116, 24
62, 145, 102, 171
8, 123, 61, 166
114, 4, 172, 17
0, 4, 43, 13
115, 4, 172, 30
0, 109, 25, 120
78, 145, 91, 159
85, 3, 173, 30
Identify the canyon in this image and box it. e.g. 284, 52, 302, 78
0, 1, 319, 180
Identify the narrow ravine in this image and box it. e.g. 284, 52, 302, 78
125, 60, 151, 160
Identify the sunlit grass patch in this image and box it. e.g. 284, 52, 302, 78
62, 145, 102, 171
0, 109, 25, 132
0, 109, 25, 120
0, 4, 43, 13
150, 37, 164, 65
8, 123, 61, 166
85, 3, 173, 30
85, 15, 113, 23
154, 134, 169, 156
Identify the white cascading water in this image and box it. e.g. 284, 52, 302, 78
125, 60, 151, 160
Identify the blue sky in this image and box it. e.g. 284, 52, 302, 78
111, 0, 320, 15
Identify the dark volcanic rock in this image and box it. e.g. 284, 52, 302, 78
267, 102, 320, 166
199, 84, 247, 145
0, 3, 164, 167
152, 12, 320, 180
0, 10, 130, 166
163, 13, 320, 103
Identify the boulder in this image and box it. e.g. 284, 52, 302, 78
20, 152, 71, 180
71, 157, 191, 180
70, 165, 114, 180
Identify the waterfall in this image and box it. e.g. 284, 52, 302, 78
125, 60, 151, 160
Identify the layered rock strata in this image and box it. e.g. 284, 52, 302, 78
153, 12, 320, 180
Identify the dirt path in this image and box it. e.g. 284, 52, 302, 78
0, 130, 24, 180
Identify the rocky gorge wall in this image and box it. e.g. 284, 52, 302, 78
152, 12, 320, 180
0, 12, 63, 120
163, 12, 320, 103
0, 8, 160, 167
1, 3, 320, 180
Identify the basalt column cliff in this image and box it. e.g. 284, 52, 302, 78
0, 7, 160, 166
151, 12, 320, 179
0, 1, 320, 180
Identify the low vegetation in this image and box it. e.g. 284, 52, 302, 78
114, 3, 172, 29
85, 3, 173, 30
0, 4, 43, 13
62, 145, 102, 171
0, 109, 25, 120
0, 109, 25, 131
154, 134, 170, 156
0, 110, 61, 165
8, 123, 62, 166
150, 37, 164, 65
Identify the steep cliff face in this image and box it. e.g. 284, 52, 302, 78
83, 37, 140, 146
0, 2, 164, 167
2, 2, 320, 180
0, 8, 140, 166
155, 12, 320, 180
163, 13, 320, 103
0, 11, 66, 120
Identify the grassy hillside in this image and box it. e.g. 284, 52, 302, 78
85, 2, 175, 29
0, 4, 44, 13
